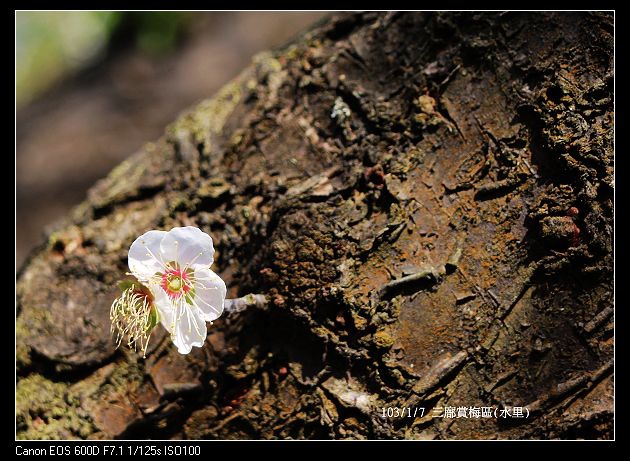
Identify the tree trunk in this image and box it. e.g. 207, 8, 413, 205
16, 11, 613, 440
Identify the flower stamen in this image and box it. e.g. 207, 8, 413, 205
110, 283, 157, 358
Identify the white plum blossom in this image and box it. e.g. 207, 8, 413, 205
111, 226, 226, 356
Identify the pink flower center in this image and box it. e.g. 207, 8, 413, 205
160, 268, 191, 299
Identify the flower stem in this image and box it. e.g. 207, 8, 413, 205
223, 293, 267, 315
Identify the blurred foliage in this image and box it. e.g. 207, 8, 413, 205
131, 12, 191, 55
16, 12, 119, 107
16, 12, 191, 108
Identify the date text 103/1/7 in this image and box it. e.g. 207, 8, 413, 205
381, 407, 426, 418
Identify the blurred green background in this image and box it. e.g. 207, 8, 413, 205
16, 11, 327, 266
16, 12, 194, 107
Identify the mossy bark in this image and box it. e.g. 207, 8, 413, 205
16, 12, 613, 440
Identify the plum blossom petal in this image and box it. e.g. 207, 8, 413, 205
172, 303, 207, 354
191, 267, 226, 322
128, 230, 168, 282
160, 226, 215, 269
151, 283, 175, 333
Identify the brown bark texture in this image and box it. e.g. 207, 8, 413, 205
16, 12, 614, 440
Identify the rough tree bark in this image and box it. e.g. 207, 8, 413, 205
16, 12, 613, 440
